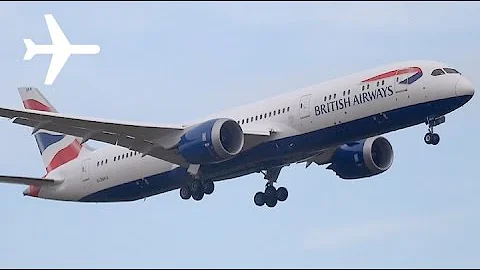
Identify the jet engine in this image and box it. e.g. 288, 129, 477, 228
327, 136, 394, 179
178, 118, 244, 164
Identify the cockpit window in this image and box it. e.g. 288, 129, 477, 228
444, 68, 460, 74
431, 69, 445, 76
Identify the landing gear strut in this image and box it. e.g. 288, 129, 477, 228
424, 115, 444, 146
254, 167, 288, 208
179, 179, 214, 201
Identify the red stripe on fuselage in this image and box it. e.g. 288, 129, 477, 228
362, 67, 422, 82
46, 140, 82, 173
23, 99, 53, 112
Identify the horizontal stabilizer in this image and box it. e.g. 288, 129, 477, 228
23, 39, 36, 60
0, 175, 59, 186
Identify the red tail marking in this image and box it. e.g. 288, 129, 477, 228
46, 140, 82, 173
23, 99, 52, 112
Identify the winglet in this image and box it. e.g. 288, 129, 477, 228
23, 39, 36, 60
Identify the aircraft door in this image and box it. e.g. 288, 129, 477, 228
81, 159, 90, 182
299, 94, 311, 119
81, 159, 92, 193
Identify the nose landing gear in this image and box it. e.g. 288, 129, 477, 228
424, 115, 445, 146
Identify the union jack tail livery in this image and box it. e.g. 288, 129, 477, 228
18, 87, 93, 173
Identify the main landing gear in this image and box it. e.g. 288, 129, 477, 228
424, 115, 445, 146
254, 167, 288, 208
180, 179, 214, 201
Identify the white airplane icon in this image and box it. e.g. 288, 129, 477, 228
23, 14, 100, 85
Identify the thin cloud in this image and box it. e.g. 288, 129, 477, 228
303, 209, 475, 251
202, 2, 480, 32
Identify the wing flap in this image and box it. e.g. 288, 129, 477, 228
0, 175, 58, 186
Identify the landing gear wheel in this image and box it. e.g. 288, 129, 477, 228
431, 133, 440, 145
180, 186, 191, 200
265, 185, 276, 198
192, 191, 204, 201
203, 181, 214, 195
265, 196, 277, 207
191, 180, 203, 194
424, 133, 432, 144
276, 187, 288, 202
424, 133, 440, 145
254, 192, 265, 206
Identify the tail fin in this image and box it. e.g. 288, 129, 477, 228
23, 39, 36, 60
18, 87, 94, 173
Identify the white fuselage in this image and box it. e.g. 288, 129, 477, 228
32, 60, 475, 202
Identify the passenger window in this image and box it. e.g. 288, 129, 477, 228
130, 152, 133, 157
101, 160, 103, 165
260, 114, 263, 120
324, 96, 327, 101
264, 113, 267, 118
287, 107, 290, 112
255, 116, 258, 121
444, 68, 460, 74
329, 94, 331, 100
377, 81, 379, 87
251, 117, 254, 122
348, 89, 351, 95
105, 159, 108, 164
382, 80, 385, 85
333, 93, 336, 99
362, 85, 365, 91
241, 119, 244, 124
97, 161, 99, 166
277, 109, 280, 114
122, 154, 124, 159
282, 108, 285, 113
431, 69, 445, 76
367, 84, 369, 89
273, 111, 276, 116
114, 157, 116, 161
343, 91, 345, 96
269, 112, 272, 117
246, 118, 249, 123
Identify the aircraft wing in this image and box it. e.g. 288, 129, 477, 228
0, 175, 58, 186
45, 52, 71, 85
44, 14, 71, 85
297, 147, 338, 168
0, 106, 272, 167
45, 14, 70, 45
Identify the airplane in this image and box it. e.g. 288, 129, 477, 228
0, 60, 474, 207
23, 14, 100, 85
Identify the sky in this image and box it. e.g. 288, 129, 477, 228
0, 1, 479, 268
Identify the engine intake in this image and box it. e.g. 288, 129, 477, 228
327, 136, 394, 180
178, 118, 244, 164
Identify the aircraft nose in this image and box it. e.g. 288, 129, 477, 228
455, 76, 475, 97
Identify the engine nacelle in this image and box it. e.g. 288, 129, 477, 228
177, 118, 244, 164
327, 136, 394, 180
